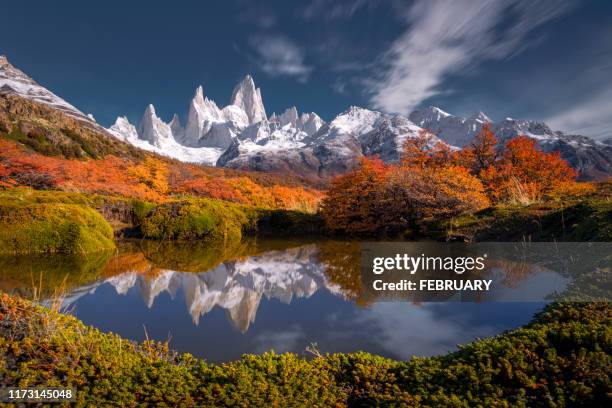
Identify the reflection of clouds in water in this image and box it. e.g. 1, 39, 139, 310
341, 303, 497, 359
251, 325, 304, 354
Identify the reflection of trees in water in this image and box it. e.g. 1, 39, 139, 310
315, 241, 373, 306
0, 251, 112, 298
487, 243, 610, 300
2, 240, 608, 308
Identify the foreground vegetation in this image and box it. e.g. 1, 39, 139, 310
0, 294, 609, 407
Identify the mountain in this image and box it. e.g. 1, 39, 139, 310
0, 56, 140, 161
409, 106, 491, 148
108, 104, 224, 165
218, 106, 433, 178
229, 75, 267, 125
2, 55, 609, 180
0, 55, 102, 132
410, 107, 612, 180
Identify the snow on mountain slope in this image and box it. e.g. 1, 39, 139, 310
179, 86, 249, 149
0, 55, 101, 129
409, 106, 491, 148
219, 106, 431, 178
316, 106, 429, 161
108, 114, 224, 165
108, 76, 271, 164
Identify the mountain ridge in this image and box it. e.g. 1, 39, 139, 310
1, 55, 609, 180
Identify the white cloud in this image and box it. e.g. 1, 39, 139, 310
545, 84, 612, 139
369, 0, 574, 115
249, 35, 312, 82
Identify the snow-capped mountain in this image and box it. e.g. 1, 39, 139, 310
108, 108, 225, 165
218, 106, 433, 178
2, 55, 609, 180
409, 106, 491, 148
229, 75, 267, 125
410, 107, 612, 180
107, 76, 324, 167
0, 55, 101, 130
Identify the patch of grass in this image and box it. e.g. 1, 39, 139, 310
5, 126, 63, 156
0, 294, 609, 407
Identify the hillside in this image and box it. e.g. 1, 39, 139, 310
0, 92, 323, 208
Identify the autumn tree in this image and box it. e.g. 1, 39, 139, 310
401, 129, 450, 170
389, 165, 489, 221
322, 148, 490, 236
483, 136, 577, 203
470, 123, 498, 173
320, 157, 392, 235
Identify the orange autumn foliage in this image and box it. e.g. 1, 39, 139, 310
0, 139, 322, 211
480, 136, 577, 204
321, 133, 490, 235
320, 157, 391, 234
321, 126, 584, 235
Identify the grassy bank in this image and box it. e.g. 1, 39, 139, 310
0, 294, 609, 407
0, 188, 323, 254
0, 182, 609, 254
437, 197, 612, 242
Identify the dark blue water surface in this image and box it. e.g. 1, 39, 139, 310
0, 240, 569, 363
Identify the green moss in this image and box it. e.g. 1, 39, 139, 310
0, 250, 112, 298
140, 198, 259, 242
0, 202, 115, 254
1, 295, 609, 407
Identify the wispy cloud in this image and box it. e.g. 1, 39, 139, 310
545, 84, 612, 139
236, 2, 277, 29
297, 0, 382, 21
368, 0, 575, 115
248, 35, 312, 82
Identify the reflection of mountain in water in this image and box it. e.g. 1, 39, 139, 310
72, 245, 346, 332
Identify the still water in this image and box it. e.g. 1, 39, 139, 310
0, 239, 572, 363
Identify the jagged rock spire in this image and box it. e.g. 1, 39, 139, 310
230, 75, 267, 125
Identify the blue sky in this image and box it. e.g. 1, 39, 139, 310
1, 0, 611, 139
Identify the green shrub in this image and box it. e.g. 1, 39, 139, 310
140, 198, 258, 242
0, 202, 115, 254
0, 294, 609, 407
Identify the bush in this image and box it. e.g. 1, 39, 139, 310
0, 202, 115, 254
140, 198, 258, 242
0, 294, 609, 407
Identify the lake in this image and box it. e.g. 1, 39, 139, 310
0, 239, 577, 363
